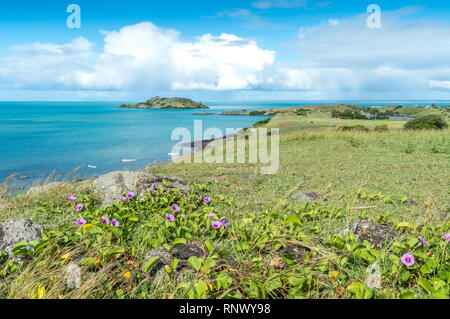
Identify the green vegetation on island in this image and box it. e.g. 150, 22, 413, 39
120, 96, 209, 110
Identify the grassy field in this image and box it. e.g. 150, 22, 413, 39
0, 105, 448, 299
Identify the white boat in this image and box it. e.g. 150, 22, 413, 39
88, 165, 97, 169
122, 159, 137, 163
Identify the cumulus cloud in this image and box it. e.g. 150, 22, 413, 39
0, 22, 284, 91
1, 8, 450, 98
295, 7, 450, 93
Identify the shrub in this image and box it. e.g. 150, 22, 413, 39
332, 110, 368, 120
249, 110, 266, 116
338, 125, 369, 132
294, 109, 310, 117
253, 118, 271, 127
404, 114, 448, 130
374, 124, 389, 132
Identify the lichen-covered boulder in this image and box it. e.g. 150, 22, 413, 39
291, 191, 319, 202
0, 219, 43, 257
144, 243, 205, 275
340, 220, 400, 249
92, 171, 190, 207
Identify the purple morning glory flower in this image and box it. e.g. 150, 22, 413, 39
76, 218, 86, 227
111, 219, 120, 227
127, 192, 134, 199
442, 233, 450, 242
166, 214, 175, 222
418, 236, 430, 246
101, 217, 110, 225
119, 196, 126, 202
150, 183, 156, 191
211, 221, 221, 229
203, 196, 211, 204
401, 253, 415, 267
207, 213, 216, 218
68, 196, 76, 203
76, 204, 83, 212
172, 204, 180, 213
220, 219, 229, 228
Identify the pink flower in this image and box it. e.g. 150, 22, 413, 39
101, 217, 110, 225
76, 204, 83, 212
120, 196, 126, 202
211, 221, 221, 229
172, 204, 180, 213
203, 196, 211, 204
76, 218, 86, 227
111, 219, 120, 227
418, 236, 429, 246
220, 219, 229, 228
150, 183, 156, 191
127, 192, 134, 199
68, 196, 76, 203
442, 233, 450, 242
166, 214, 175, 222
401, 253, 415, 267
207, 213, 216, 218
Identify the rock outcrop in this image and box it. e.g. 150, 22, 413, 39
0, 219, 43, 257
143, 244, 206, 277
339, 219, 400, 249
291, 191, 319, 202
92, 171, 190, 206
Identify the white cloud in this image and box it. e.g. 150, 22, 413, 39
429, 80, 450, 91
328, 19, 339, 26
1, 9, 450, 99
294, 7, 450, 94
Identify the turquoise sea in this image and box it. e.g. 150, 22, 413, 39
0, 100, 448, 184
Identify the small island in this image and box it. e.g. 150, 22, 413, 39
120, 96, 209, 110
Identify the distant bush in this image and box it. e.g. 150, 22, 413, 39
249, 110, 266, 115
404, 114, 448, 130
374, 124, 389, 132
332, 110, 368, 120
294, 109, 310, 117
253, 118, 271, 127
338, 125, 369, 132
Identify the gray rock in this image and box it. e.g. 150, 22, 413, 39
405, 198, 418, 205
416, 217, 426, 225
92, 171, 190, 206
0, 219, 43, 257
143, 244, 205, 276
277, 244, 310, 268
439, 212, 448, 221
340, 220, 400, 249
291, 191, 319, 202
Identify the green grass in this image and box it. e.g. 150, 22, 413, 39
0, 107, 448, 299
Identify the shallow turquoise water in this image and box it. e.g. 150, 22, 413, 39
0, 100, 448, 184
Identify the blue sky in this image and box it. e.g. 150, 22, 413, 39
0, 0, 450, 101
